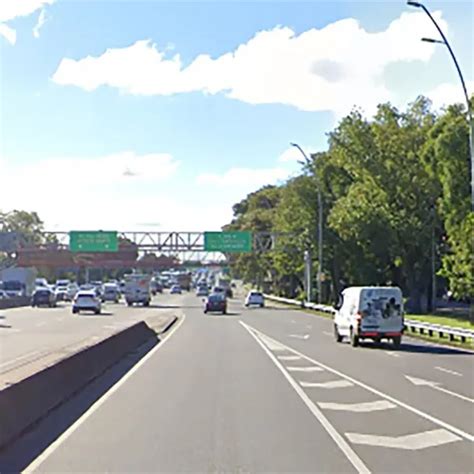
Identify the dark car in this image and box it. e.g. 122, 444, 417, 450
204, 293, 227, 315
32, 288, 57, 308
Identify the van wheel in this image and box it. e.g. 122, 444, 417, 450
127, 302, 133, 307
350, 327, 359, 347
392, 336, 401, 349
334, 324, 343, 343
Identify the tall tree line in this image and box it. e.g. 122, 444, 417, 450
224, 97, 473, 313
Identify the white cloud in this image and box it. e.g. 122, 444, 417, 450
33, 9, 46, 39
196, 167, 290, 189
52, 11, 447, 117
426, 80, 474, 110
0, 0, 54, 44
0, 23, 16, 45
0, 151, 233, 231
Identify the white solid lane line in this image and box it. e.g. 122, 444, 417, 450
240, 321, 371, 474
435, 366, 462, 377
346, 429, 460, 450
289, 334, 310, 340
23, 315, 185, 474
286, 366, 323, 372
318, 400, 396, 413
243, 322, 474, 442
301, 380, 354, 389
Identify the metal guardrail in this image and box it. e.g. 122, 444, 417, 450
404, 319, 474, 344
264, 294, 474, 344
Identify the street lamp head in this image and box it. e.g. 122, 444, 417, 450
290, 142, 298, 147
407, 1, 423, 7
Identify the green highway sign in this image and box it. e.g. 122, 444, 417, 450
69, 231, 118, 253
204, 231, 252, 253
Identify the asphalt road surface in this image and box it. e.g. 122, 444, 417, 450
1, 293, 473, 473
0, 293, 179, 384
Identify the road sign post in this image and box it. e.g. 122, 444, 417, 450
69, 231, 118, 253
204, 231, 252, 253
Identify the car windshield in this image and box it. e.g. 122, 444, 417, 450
208, 295, 224, 302
3, 281, 23, 290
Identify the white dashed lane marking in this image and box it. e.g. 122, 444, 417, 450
346, 429, 461, 450
300, 380, 354, 389
277, 355, 301, 361
435, 366, 462, 377
318, 400, 396, 413
286, 366, 323, 373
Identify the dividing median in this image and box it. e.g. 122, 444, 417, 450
0, 314, 178, 450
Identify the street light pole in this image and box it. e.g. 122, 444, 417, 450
408, 1, 473, 210
290, 143, 323, 303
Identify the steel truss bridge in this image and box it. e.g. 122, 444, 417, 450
43, 231, 287, 264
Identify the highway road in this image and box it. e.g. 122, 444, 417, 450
1, 293, 473, 473
0, 294, 180, 386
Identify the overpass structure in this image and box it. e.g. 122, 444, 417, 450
6, 231, 288, 269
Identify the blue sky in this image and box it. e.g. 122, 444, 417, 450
1, 0, 472, 231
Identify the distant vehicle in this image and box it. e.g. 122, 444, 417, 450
245, 290, 264, 308
196, 286, 209, 297
170, 285, 182, 294
177, 273, 192, 291
55, 279, 71, 288
32, 288, 57, 308
1, 267, 37, 297
333, 286, 404, 348
204, 293, 227, 314
212, 286, 225, 295
124, 274, 151, 307
55, 286, 69, 302
3, 280, 26, 298
35, 278, 49, 288
66, 283, 79, 301
0, 290, 9, 300
72, 291, 102, 314
102, 283, 120, 303
150, 279, 163, 295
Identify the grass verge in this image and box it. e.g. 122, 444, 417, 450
407, 313, 473, 330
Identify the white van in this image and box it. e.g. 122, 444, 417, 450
334, 286, 404, 348
124, 274, 151, 307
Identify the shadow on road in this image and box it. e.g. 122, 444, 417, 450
0, 337, 161, 473
360, 341, 472, 356
0, 323, 12, 329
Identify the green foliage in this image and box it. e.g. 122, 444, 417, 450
225, 95, 473, 310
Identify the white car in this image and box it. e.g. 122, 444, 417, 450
72, 291, 102, 314
55, 286, 69, 302
245, 290, 265, 307
102, 283, 120, 303
0, 290, 9, 300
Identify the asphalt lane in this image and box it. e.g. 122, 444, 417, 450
14, 294, 356, 473
0, 293, 180, 380
2, 294, 473, 473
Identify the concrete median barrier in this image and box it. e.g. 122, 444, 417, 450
0, 296, 30, 310
0, 319, 170, 449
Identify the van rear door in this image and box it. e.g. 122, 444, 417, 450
359, 288, 403, 334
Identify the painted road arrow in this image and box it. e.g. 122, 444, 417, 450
346, 429, 460, 450
405, 375, 474, 404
